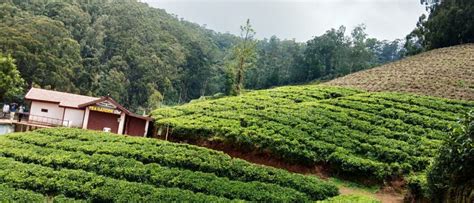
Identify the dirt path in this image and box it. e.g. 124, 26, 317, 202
339, 186, 404, 203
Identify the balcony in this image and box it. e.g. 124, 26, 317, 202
0, 112, 70, 128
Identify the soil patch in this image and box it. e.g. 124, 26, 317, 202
326, 44, 474, 100
339, 187, 404, 203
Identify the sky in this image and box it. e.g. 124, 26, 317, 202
143, 0, 426, 42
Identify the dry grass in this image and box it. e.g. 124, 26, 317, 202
326, 44, 474, 100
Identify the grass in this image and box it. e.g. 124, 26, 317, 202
328, 178, 380, 194
317, 194, 381, 203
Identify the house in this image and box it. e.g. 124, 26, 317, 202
24, 88, 152, 136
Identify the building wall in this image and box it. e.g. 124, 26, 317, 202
30, 101, 64, 125
63, 108, 85, 127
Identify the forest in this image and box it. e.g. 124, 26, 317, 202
0, 0, 403, 112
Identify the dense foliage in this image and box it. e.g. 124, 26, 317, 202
0, 0, 402, 111
246, 26, 404, 90
405, 0, 474, 55
0, 184, 82, 202
0, 128, 338, 201
0, 54, 24, 102
152, 85, 474, 180
426, 111, 473, 201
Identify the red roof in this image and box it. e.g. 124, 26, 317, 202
25, 88, 99, 108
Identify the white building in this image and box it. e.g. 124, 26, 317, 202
25, 88, 99, 127
24, 88, 152, 136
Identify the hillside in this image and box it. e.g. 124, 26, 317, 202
0, 128, 339, 201
0, 1, 404, 110
326, 44, 474, 100
152, 85, 473, 182
0, 1, 237, 109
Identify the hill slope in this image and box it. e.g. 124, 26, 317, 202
152, 85, 473, 181
326, 44, 474, 100
0, 128, 338, 201
0, 1, 238, 109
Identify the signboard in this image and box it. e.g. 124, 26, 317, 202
97, 101, 117, 109
89, 106, 121, 115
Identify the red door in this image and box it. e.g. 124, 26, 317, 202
126, 116, 146, 136
87, 111, 120, 133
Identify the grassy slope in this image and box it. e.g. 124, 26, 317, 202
326, 44, 474, 100
152, 85, 473, 181
0, 128, 338, 201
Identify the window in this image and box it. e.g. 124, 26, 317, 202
41, 108, 48, 113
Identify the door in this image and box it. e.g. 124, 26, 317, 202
87, 110, 120, 133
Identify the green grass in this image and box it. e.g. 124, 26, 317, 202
328, 178, 380, 194
317, 194, 381, 203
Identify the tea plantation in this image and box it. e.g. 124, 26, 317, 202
0, 128, 338, 201
152, 85, 473, 180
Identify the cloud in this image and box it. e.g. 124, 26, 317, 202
144, 0, 426, 41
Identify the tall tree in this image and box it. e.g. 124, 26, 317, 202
229, 19, 257, 95
405, 0, 474, 54
349, 25, 377, 73
0, 54, 24, 102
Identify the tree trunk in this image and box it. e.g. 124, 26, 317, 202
235, 57, 245, 95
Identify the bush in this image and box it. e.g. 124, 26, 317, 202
152, 85, 473, 180
0, 128, 339, 201
426, 111, 473, 202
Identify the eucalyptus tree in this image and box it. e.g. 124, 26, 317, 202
228, 19, 257, 95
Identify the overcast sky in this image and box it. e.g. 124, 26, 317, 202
143, 0, 426, 42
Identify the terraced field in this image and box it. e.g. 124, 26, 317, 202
326, 44, 474, 100
152, 85, 474, 180
0, 128, 338, 201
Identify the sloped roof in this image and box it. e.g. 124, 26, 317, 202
25, 88, 99, 108
78, 97, 153, 121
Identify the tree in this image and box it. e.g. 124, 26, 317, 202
349, 24, 377, 73
303, 26, 351, 80
0, 5, 82, 92
405, 0, 474, 54
228, 19, 257, 95
371, 39, 403, 63
147, 89, 164, 111
0, 54, 24, 102
97, 68, 129, 105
